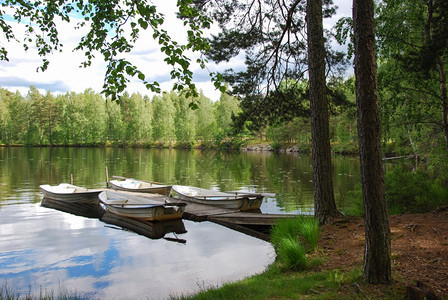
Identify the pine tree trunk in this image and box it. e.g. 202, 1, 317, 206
436, 59, 448, 153
306, 0, 341, 225
353, 0, 392, 284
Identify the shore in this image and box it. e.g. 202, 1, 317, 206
185, 209, 448, 299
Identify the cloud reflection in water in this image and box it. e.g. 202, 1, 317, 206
0, 203, 274, 299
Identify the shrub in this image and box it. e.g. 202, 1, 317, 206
341, 167, 448, 216
385, 167, 448, 213
339, 184, 364, 217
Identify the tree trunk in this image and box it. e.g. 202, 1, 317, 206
436, 58, 448, 152
306, 0, 341, 225
353, 0, 392, 284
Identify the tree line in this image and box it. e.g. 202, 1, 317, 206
0, 79, 359, 151
0, 86, 241, 147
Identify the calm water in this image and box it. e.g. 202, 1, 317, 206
0, 147, 360, 299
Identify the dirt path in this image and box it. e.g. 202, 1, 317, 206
317, 208, 448, 298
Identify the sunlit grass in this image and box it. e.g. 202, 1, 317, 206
174, 265, 365, 300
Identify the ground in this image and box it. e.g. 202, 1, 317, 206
317, 208, 448, 298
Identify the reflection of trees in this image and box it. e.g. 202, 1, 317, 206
0, 148, 361, 213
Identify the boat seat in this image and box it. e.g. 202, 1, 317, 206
53, 187, 76, 194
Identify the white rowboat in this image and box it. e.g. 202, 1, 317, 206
172, 185, 263, 211
40, 183, 103, 204
98, 190, 186, 221
109, 176, 172, 196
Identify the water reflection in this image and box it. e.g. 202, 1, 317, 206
0, 147, 362, 215
100, 211, 187, 242
41, 198, 102, 219
0, 203, 274, 299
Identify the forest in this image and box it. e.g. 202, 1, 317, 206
0, 86, 242, 148
0, 79, 358, 150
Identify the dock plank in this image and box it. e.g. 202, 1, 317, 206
181, 201, 240, 221
208, 212, 297, 226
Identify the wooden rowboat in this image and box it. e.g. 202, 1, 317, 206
98, 190, 186, 221
109, 176, 172, 196
39, 183, 103, 204
171, 185, 263, 211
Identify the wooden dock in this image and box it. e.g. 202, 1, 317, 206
180, 200, 298, 241
109, 191, 301, 241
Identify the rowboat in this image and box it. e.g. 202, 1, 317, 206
39, 183, 103, 204
98, 190, 186, 221
109, 176, 172, 196
171, 185, 263, 211
100, 210, 187, 242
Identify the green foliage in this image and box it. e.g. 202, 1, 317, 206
0, 86, 244, 148
270, 216, 319, 270
1, 0, 223, 100
203, 0, 344, 101
385, 167, 448, 214
341, 167, 448, 216
270, 142, 282, 152
339, 184, 364, 217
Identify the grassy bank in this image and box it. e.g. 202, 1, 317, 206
176, 214, 424, 300
175, 216, 371, 300
175, 265, 368, 300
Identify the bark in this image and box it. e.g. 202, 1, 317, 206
306, 0, 341, 225
436, 58, 448, 152
353, 0, 392, 284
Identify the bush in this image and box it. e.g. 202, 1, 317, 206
339, 184, 364, 217
341, 167, 448, 216
385, 167, 448, 213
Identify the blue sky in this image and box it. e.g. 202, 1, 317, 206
0, 1, 352, 101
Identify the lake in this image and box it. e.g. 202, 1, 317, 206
0, 147, 360, 299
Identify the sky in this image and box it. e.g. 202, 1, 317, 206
0, 1, 352, 101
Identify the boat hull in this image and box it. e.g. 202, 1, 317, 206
40, 184, 103, 204
172, 185, 263, 211
109, 179, 172, 196
99, 190, 185, 221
